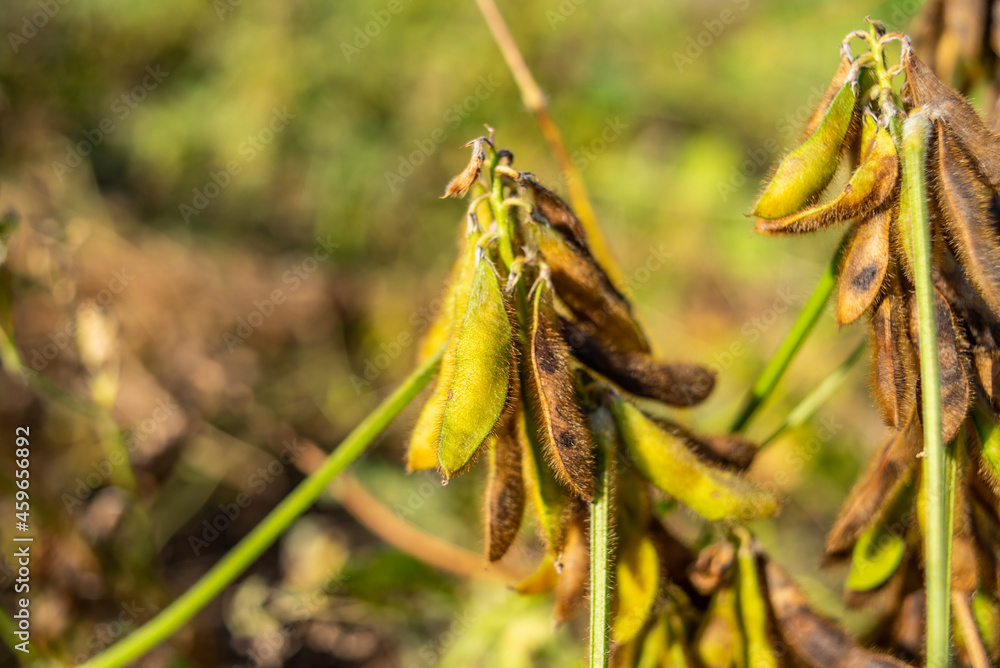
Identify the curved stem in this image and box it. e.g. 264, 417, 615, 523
901, 111, 950, 668
588, 430, 612, 668
78, 350, 442, 668
729, 237, 846, 434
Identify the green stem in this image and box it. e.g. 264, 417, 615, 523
78, 350, 442, 668
588, 426, 612, 668
760, 339, 866, 447
729, 238, 846, 434
900, 111, 950, 668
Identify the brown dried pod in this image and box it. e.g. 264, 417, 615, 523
561, 317, 715, 407
516, 172, 590, 253
838, 206, 892, 326
973, 348, 1000, 404
871, 295, 917, 429
484, 417, 525, 562
933, 121, 1000, 318
525, 280, 595, 501
553, 501, 589, 625
909, 287, 971, 443
826, 414, 921, 557
952, 439, 980, 594
763, 558, 913, 668
531, 221, 650, 354
903, 48, 1000, 190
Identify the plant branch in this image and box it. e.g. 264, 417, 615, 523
473, 0, 625, 288
728, 237, 847, 434
900, 110, 951, 668
78, 349, 442, 668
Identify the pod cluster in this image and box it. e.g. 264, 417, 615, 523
752, 27, 1000, 665
408, 136, 777, 639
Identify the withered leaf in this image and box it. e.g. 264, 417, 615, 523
763, 558, 913, 668
561, 317, 715, 407
525, 280, 595, 501
934, 121, 1000, 319
838, 207, 891, 325
826, 414, 921, 557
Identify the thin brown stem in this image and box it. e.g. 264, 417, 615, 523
292, 440, 529, 583
473, 0, 624, 287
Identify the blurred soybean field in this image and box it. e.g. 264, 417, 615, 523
0, 0, 938, 666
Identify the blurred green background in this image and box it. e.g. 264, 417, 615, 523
0, 0, 944, 665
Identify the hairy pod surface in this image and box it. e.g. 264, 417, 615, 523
612, 532, 660, 644
518, 409, 571, 556
846, 520, 907, 593
610, 396, 776, 521
532, 221, 650, 354
436, 252, 515, 478
694, 586, 741, 668
871, 295, 917, 429
561, 318, 715, 407
763, 559, 912, 667
755, 123, 897, 234
407, 234, 481, 472
826, 414, 921, 557
909, 288, 971, 443
934, 121, 1000, 318
838, 206, 892, 325
735, 536, 778, 668
753, 78, 858, 219
485, 420, 525, 562
904, 49, 1000, 190
802, 55, 854, 140
526, 281, 595, 500
553, 502, 589, 625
